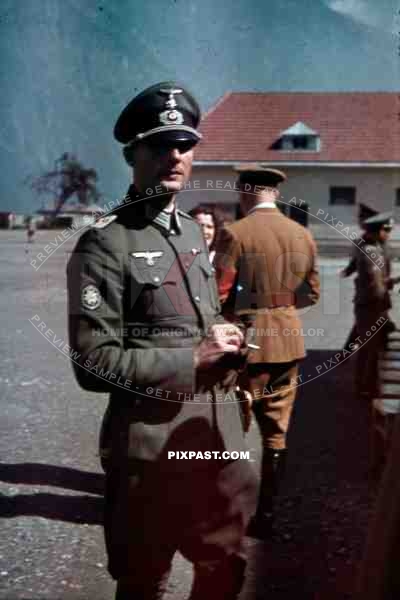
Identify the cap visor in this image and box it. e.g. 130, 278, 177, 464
152, 129, 200, 144
132, 125, 201, 146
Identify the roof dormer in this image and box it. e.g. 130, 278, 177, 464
273, 121, 321, 152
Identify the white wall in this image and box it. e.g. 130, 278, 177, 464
183, 165, 400, 225
179, 166, 240, 215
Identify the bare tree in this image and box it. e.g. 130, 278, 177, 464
26, 153, 101, 218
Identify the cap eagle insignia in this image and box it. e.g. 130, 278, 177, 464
158, 88, 184, 125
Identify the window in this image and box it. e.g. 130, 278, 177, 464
293, 136, 309, 149
278, 135, 319, 151
329, 187, 356, 206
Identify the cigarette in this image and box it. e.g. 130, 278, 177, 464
247, 343, 260, 350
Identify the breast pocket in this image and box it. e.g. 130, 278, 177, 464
128, 255, 196, 319
197, 256, 220, 315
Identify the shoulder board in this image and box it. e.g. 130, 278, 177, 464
177, 209, 194, 221
92, 215, 117, 229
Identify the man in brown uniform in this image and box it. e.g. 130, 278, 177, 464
214, 165, 320, 537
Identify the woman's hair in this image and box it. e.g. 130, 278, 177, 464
188, 204, 232, 251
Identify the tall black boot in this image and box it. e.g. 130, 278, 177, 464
189, 556, 246, 600
115, 572, 170, 600
247, 448, 287, 540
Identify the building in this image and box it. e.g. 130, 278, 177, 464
37, 204, 102, 229
181, 93, 400, 239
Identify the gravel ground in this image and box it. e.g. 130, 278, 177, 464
1, 229, 399, 600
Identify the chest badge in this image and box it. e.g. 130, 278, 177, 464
131, 251, 163, 266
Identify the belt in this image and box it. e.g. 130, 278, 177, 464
236, 292, 295, 313
236, 304, 295, 317
267, 292, 296, 306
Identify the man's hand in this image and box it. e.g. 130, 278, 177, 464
194, 323, 244, 370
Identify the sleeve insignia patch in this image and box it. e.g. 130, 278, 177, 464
92, 215, 117, 229
81, 284, 102, 310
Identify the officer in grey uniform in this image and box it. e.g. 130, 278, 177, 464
67, 82, 258, 600
341, 204, 396, 351
352, 212, 396, 398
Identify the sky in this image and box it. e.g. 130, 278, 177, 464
0, 0, 399, 213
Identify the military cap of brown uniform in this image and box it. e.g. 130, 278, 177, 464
234, 164, 287, 187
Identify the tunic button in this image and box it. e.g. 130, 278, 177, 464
170, 229, 176, 235
153, 276, 160, 283
195, 295, 201, 302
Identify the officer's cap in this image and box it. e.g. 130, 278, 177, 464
235, 164, 287, 187
363, 211, 394, 231
358, 203, 378, 225
114, 81, 202, 147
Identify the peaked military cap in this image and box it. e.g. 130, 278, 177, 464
235, 164, 287, 187
114, 81, 202, 146
363, 211, 394, 231
358, 203, 378, 225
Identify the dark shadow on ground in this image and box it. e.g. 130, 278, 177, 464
0, 462, 104, 495
0, 463, 104, 524
0, 491, 103, 524
248, 349, 371, 600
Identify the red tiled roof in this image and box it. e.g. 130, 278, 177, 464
195, 92, 400, 163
